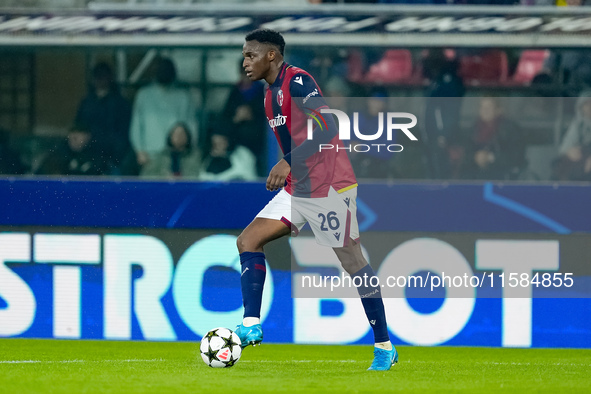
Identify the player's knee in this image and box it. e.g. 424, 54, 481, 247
336, 247, 366, 274
340, 258, 364, 275
236, 233, 247, 253
339, 259, 353, 274
236, 233, 257, 254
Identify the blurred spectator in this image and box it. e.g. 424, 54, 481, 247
553, 91, 591, 181
534, 1, 591, 94
556, 0, 589, 5
423, 49, 465, 179
322, 0, 379, 3
463, 97, 526, 180
36, 125, 107, 176
379, 0, 449, 3
288, 47, 349, 83
199, 128, 257, 182
130, 57, 197, 173
222, 60, 266, 176
348, 90, 395, 179
523, 1, 590, 7
0, 128, 26, 175
456, 0, 519, 3
324, 75, 352, 111
140, 122, 201, 178
540, 50, 591, 96
521, 0, 553, 4
75, 62, 132, 175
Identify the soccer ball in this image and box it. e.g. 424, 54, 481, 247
200, 327, 242, 368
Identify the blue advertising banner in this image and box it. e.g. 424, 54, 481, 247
1, 231, 589, 348
0, 180, 590, 348
1, 179, 589, 233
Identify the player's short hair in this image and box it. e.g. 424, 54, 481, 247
245, 29, 285, 56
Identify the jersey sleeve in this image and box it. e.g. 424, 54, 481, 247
289, 73, 329, 112
283, 73, 338, 167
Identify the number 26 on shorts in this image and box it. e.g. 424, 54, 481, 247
318, 211, 340, 231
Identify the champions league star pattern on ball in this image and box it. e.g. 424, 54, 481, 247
200, 327, 242, 368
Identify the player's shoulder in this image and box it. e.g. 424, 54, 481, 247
285, 66, 320, 95
285, 66, 315, 83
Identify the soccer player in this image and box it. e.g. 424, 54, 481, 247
234, 29, 398, 371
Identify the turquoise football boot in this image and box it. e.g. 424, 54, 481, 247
367, 347, 398, 371
234, 323, 263, 348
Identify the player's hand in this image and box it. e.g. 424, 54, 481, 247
266, 159, 290, 191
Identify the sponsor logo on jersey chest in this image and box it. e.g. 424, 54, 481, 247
268, 114, 287, 129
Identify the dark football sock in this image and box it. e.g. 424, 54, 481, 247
240, 252, 267, 319
352, 264, 390, 344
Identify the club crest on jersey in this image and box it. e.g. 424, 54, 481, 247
277, 90, 284, 106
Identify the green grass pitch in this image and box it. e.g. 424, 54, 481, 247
1, 339, 590, 393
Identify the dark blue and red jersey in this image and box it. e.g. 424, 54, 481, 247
265, 62, 357, 198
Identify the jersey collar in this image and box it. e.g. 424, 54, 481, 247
270, 62, 289, 88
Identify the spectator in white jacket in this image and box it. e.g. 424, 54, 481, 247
199, 126, 257, 182
130, 57, 197, 171
553, 91, 591, 180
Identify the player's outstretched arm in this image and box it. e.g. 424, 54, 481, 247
266, 158, 290, 191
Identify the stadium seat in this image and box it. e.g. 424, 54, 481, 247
511, 50, 550, 85
347, 49, 365, 83
459, 50, 509, 86
363, 49, 413, 85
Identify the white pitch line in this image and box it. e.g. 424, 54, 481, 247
240, 360, 360, 363
485, 361, 591, 367
392, 360, 591, 367
0, 358, 166, 364
240, 360, 591, 367
3, 359, 589, 367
